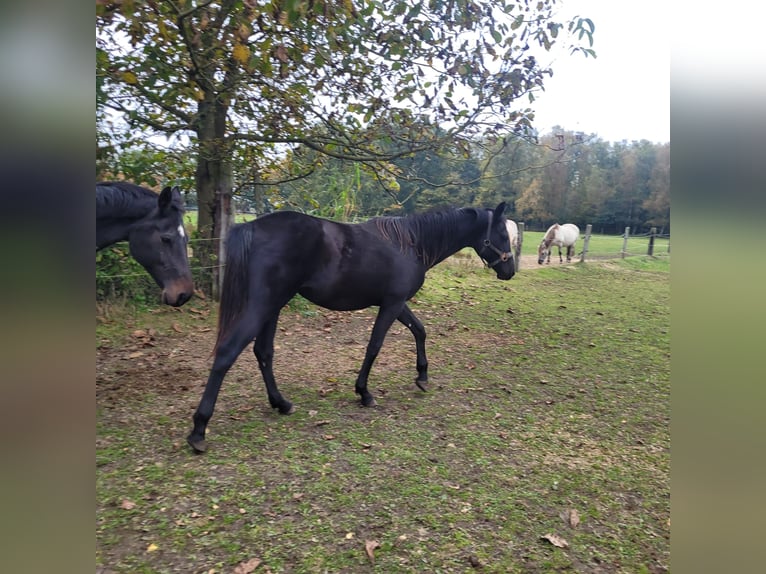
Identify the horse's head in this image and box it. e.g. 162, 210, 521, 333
537, 238, 552, 264
476, 202, 515, 280
128, 186, 194, 306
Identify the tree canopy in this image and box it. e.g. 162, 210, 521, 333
97, 0, 596, 294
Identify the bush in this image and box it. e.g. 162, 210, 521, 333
96, 243, 158, 305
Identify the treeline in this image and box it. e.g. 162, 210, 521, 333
239, 129, 669, 235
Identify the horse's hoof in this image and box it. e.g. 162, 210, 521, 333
187, 437, 208, 454
415, 379, 428, 392
361, 397, 378, 407
278, 403, 295, 415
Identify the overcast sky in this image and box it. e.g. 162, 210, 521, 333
529, 0, 669, 143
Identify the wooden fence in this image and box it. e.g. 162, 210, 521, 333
512, 223, 670, 271
97, 224, 670, 302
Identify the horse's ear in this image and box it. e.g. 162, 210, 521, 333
158, 186, 173, 212
494, 202, 507, 219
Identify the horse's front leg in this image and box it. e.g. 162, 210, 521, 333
253, 312, 294, 415
355, 301, 405, 407
397, 304, 428, 391
558, 246, 564, 263
188, 321, 259, 453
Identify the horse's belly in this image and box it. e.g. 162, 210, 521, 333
299, 286, 380, 311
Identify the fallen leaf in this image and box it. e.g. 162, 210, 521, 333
345, 532, 355, 539
127, 351, 144, 359
568, 508, 580, 528
146, 543, 159, 552
365, 539, 380, 564
120, 499, 136, 510
171, 323, 183, 333
541, 533, 569, 548
232, 557, 261, 574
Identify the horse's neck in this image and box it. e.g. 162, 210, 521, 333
96, 186, 159, 248
96, 209, 152, 250
419, 212, 486, 268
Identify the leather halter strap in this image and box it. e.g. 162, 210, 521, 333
478, 210, 513, 268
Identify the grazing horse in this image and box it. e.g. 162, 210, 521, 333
188, 203, 515, 452
96, 181, 194, 307
537, 223, 580, 264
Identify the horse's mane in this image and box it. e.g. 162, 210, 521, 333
371, 207, 479, 267
96, 181, 179, 219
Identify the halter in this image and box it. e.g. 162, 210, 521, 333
478, 210, 513, 268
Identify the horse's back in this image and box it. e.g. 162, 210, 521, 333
239, 211, 426, 310
561, 223, 580, 243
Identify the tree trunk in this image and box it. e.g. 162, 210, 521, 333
195, 95, 234, 299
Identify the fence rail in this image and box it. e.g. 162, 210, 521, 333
96, 225, 670, 303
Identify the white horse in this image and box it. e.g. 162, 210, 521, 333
505, 219, 519, 264
538, 223, 579, 264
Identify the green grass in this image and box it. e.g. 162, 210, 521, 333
97, 257, 669, 573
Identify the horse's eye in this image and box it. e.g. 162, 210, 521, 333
161, 234, 173, 244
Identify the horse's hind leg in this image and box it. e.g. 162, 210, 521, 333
253, 312, 294, 415
567, 245, 574, 262
558, 246, 563, 263
188, 321, 259, 453
398, 304, 428, 391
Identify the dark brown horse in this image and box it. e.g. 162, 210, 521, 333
96, 181, 193, 306
188, 203, 514, 452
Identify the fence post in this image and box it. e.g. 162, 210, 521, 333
648, 227, 656, 256
516, 222, 524, 271
621, 227, 630, 258
580, 224, 592, 262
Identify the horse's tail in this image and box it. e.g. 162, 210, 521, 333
214, 223, 254, 354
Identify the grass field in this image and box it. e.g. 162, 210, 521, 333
97, 256, 669, 573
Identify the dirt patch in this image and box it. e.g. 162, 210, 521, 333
97, 307, 424, 408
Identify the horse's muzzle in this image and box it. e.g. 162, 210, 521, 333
162, 278, 194, 307
495, 263, 515, 281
